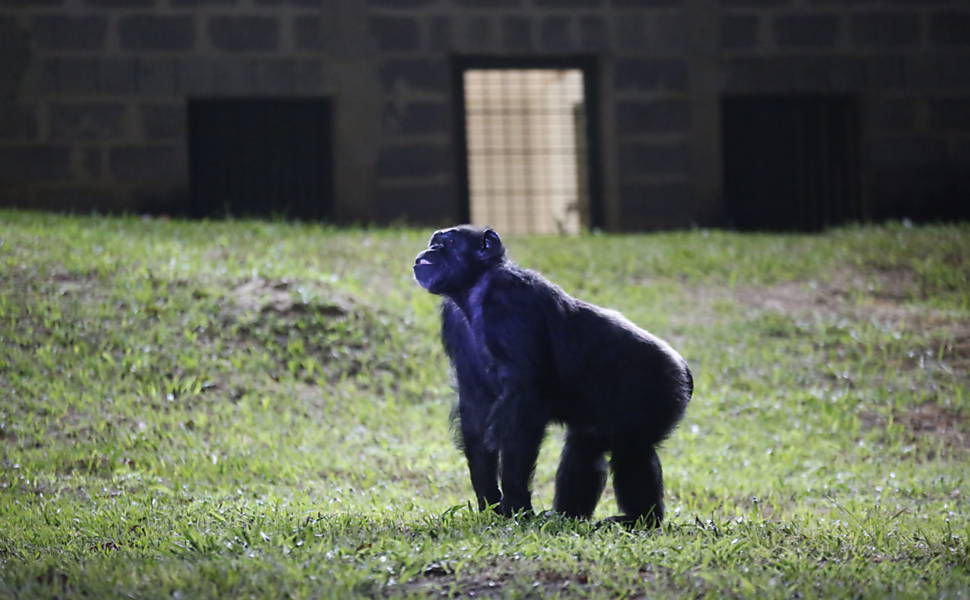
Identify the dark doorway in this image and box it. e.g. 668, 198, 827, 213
721, 95, 860, 231
454, 57, 602, 234
188, 98, 333, 220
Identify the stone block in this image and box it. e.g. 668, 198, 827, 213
619, 142, 690, 177
141, 103, 186, 140
928, 98, 970, 131
136, 59, 177, 95
253, 59, 302, 94
930, 12, 970, 47
255, 0, 323, 5
293, 60, 329, 94
51, 103, 127, 141
374, 183, 457, 226
720, 0, 787, 6
536, 0, 602, 6
613, 0, 681, 6
82, 147, 101, 180
99, 59, 138, 94
0, 146, 71, 180
430, 16, 452, 52
86, 0, 154, 6
722, 15, 758, 49
210, 59, 254, 94
370, 16, 420, 51
539, 17, 572, 52
615, 58, 688, 91
0, 0, 62, 6
452, 0, 520, 6
865, 55, 905, 89
0, 104, 38, 140
460, 15, 494, 51
119, 16, 194, 52
723, 56, 865, 92
0, 18, 29, 98
19, 60, 58, 96
171, 0, 234, 5
377, 143, 449, 178
208, 16, 278, 52
383, 102, 449, 136
849, 12, 919, 47
906, 55, 970, 90
616, 100, 690, 133
380, 58, 447, 92
773, 13, 840, 47
614, 13, 645, 53
28, 186, 125, 213
56, 58, 100, 95
31, 16, 108, 51
869, 98, 916, 131
132, 185, 190, 215
578, 15, 607, 51
294, 17, 332, 52
653, 14, 688, 53
807, 0, 887, 4
618, 182, 692, 231
502, 16, 533, 51
827, 56, 868, 90
171, 58, 207, 95
109, 145, 180, 182
369, 0, 435, 5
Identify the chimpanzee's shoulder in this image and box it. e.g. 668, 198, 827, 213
485, 265, 569, 314
488, 265, 540, 296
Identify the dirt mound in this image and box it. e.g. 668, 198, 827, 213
229, 277, 353, 317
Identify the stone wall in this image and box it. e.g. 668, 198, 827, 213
718, 0, 970, 222
0, 0, 968, 228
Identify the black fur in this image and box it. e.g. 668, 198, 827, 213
413, 225, 692, 525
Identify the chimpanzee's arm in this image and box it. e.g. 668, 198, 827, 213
479, 287, 551, 516
441, 300, 501, 510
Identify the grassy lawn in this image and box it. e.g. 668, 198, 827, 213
1, 210, 968, 599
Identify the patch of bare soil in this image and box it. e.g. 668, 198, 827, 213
229, 277, 353, 317
51, 269, 96, 296
700, 268, 970, 375
939, 326, 970, 374
386, 560, 596, 598
729, 269, 928, 324
860, 403, 968, 455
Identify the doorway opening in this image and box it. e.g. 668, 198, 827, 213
457, 60, 599, 234
721, 94, 861, 231
188, 98, 333, 220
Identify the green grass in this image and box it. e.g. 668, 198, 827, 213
1, 210, 968, 599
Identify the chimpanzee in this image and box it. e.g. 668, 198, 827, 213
412, 225, 692, 526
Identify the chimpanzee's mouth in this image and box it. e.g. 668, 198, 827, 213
416, 258, 433, 266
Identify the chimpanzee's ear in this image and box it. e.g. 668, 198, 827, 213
481, 228, 503, 259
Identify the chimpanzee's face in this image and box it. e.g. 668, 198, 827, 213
413, 226, 503, 295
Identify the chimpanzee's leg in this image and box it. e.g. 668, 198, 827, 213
463, 433, 500, 511
609, 440, 664, 527
458, 399, 500, 511
553, 430, 607, 519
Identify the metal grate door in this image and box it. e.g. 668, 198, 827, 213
188, 98, 333, 220
461, 68, 590, 235
721, 95, 861, 231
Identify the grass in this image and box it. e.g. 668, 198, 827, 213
0, 209, 968, 599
